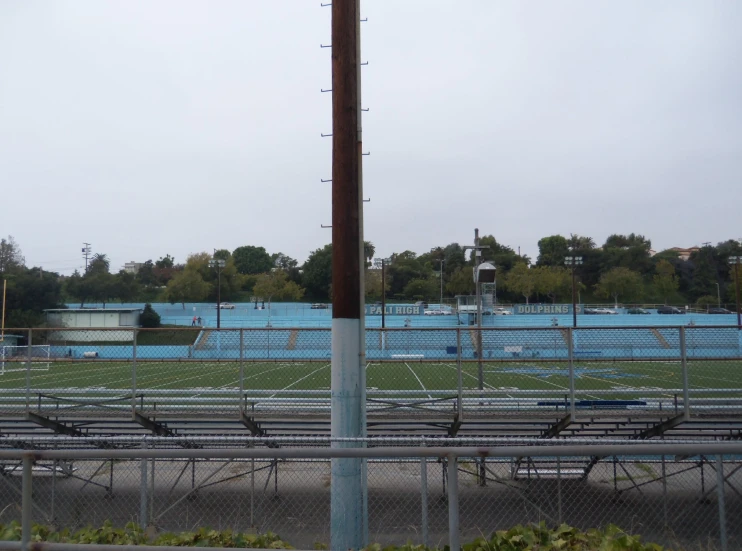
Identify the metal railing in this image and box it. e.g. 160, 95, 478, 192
0, 440, 740, 551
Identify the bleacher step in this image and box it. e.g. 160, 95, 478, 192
651, 328, 671, 349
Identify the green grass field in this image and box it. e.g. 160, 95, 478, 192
1, 359, 741, 399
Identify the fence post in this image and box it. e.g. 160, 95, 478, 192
132, 328, 138, 412
447, 453, 460, 551
420, 440, 429, 548
661, 455, 668, 528
25, 328, 32, 409
140, 440, 148, 528
557, 456, 562, 524
680, 327, 690, 420
21, 454, 32, 551
456, 328, 463, 420
567, 328, 576, 419
716, 455, 728, 551
239, 329, 245, 411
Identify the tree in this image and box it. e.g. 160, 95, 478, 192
365, 269, 389, 300
363, 241, 375, 268
232, 246, 273, 275
89, 253, 110, 274
213, 249, 231, 262
652, 259, 679, 305
567, 234, 596, 251
594, 267, 643, 306
476, 235, 522, 272
184, 252, 244, 300
533, 266, 571, 303
252, 270, 305, 303
503, 262, 537, 304
155, 255, 175, 269
445, 266, 474, 296
0, 236, 24, 273
696, 295, 718, 309
136, 260, 157, 287
387, 252, 427, 298
601, 234, 653, 275
114, 270, 141, 303
271, 253, 301, 283
164, 269, 210, 309
64, 270, 87, 307
536, 235, 570, 266
403, 278, 438, 301
688, 246, 719, 300
2, 266, 64, 327
140, 303, 161, 328
302, 244, 333, 300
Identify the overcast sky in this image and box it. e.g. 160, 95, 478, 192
1, 1, 741, 274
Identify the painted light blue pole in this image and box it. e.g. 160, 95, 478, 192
331, 320, 364, 549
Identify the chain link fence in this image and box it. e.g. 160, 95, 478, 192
0, 440, 739, 550
0, 326, 741, 422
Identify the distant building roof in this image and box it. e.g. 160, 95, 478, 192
44, 308, 143, 313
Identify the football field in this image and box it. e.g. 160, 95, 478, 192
1, 358, 741, 397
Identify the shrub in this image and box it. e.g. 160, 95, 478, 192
140, 303, 161, 328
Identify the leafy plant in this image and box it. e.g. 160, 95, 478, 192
140, 303, 161, 328
0, 522, 292, 548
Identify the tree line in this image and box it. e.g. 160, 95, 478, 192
1, 234, 741, 327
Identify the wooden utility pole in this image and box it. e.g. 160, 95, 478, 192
330, 0, 366, 549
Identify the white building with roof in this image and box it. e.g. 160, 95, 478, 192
45, 308, 142, 342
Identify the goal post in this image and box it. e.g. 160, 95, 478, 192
0, 345, 51, 374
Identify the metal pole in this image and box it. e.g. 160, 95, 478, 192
716, 283, 721, 308
680, 327, 689, 419
661, 455, 667, 528
735, 262, 741, 329
571, 265, 577, 328
216, 262, 222, 330
1, 279, 6, 342
250, 452, 255, 528
239, 329, 244, 411
568, 328, 576, 418
475, 229, 483, 391
140, 441, 148, 528
51, 458, 57, 522
381, 259, 386, 330
456, 328, 463, 420
447, 453, 460, 551
420, 443, 429, 548
716, 455, 728, 551
25, 329, 32, 409
440, 258, 444, 310
132, 328, 138, 412
150, 455, 155, 523
557, 457, 562, 524
330, 0, 364, 548
21, 455, 32, 551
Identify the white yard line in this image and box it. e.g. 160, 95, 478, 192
267, 363, 330, 399
442, 363, 512, 398
405, 362, 432, 400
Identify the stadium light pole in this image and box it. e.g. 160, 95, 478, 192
374, 258, 391, 329
209, 257, 226, 329
715, 283, 721, 309
564, 256, 583, 328
431, 248, 445, 310
729, 256, 741, 328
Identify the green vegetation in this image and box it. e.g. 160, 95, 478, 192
4, 233, 742, 328
139, 303, 161, 328
0, 522, 292, 548
0, 521, 675, 550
